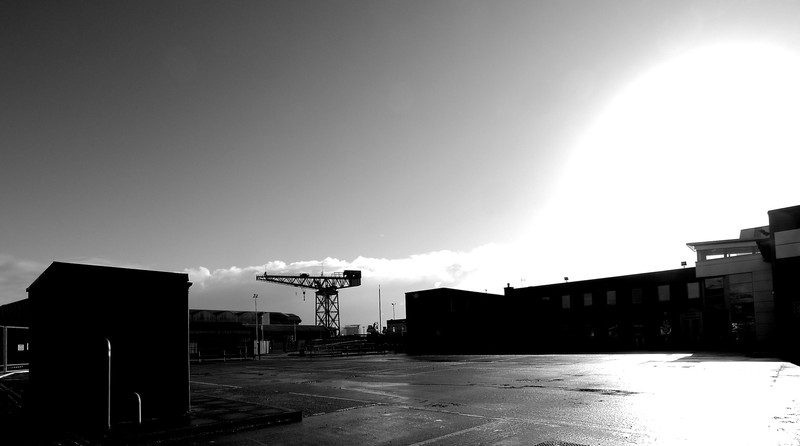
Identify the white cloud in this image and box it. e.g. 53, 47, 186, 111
185, 249, 502, 294
181, 243, 539, 326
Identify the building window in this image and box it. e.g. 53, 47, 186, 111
562, 295, 571, 309
658, 284, 670, 302
632, 288, 643, 304
704, 277, 724, 306
698, 245, 760, 261
687, 282, 700, 300
729, 273, 754, 302
607, 290, 616, 306
584, 292, 593, 307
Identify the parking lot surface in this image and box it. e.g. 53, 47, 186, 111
178, 352, 800, 446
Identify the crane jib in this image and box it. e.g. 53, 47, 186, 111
255, 270, 362, 335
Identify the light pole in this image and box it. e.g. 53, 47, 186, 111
391, 302, 396, 320
253, 293, 260, 359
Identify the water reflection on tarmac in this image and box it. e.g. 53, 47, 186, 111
180, 353, 800, 446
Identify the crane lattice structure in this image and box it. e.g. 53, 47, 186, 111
255, 270, 362, 335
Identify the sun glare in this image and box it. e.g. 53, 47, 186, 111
566, 41, 800, 208
527, 41, 800, 280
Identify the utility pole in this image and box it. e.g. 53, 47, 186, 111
253, 293, 260, 359
378, 285, 382, 334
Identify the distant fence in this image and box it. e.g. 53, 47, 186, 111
1, 325, 29, 373
190, 348, 249, 364
307, 338, 385, 357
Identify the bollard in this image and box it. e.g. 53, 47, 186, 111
106, 338, 111, 431
3, 326, 7, 374
133, 392, 142, 425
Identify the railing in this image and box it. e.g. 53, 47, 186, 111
1, 325, 29, 374
307, 338, 385, 357
190, 348, 251, 364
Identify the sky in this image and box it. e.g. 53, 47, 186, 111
3, 1, 800, 329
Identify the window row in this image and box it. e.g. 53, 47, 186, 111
558, 282, 702, 309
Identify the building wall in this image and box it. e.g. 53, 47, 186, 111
405, 270, 716, 354
768, 205, 800, 359
387, 319, 406, 336
754, 268, 776, 343
507, 268, 700, 352
693, 253, 774, 345
27, 262, 190, 430
0, 298, 28, 327
405, 288, 506, 353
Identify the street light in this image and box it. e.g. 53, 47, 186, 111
253, 293, 260, 360
391, 302, 396, 320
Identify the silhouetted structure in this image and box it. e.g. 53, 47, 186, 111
406, 205, 800, 357
0, 298, 29, 369
504, 267, 699, 352
407, 288, 505, 354
26, 262, 191, 432
406, 270, 698, 354
387, 319, 407, 336
0, 298, 28, 327
189, 309, 328, 358
767, 205, 800, 361
255, 270, 362, 335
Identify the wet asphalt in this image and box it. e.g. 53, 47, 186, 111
174, 352, 800, 446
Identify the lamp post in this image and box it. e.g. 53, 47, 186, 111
253, 293, 260, 359
391, 302, 396, 320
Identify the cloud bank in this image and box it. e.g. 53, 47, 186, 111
182, 243, 535, 326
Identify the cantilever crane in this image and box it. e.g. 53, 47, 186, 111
255, 270, 362, 335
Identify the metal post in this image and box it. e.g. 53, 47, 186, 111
253, 294, 260, 359
2, 326, 7, 374
106, 338, 111, 431
133, 392, 142, 425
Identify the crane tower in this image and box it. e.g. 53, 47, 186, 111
255, 270, 362, 335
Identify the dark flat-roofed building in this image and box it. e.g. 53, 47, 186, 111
406, 288, 506, 354
504, 267, 700, 352
26, 262, 191, 431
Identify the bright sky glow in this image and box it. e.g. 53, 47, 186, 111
521, 40, 800, 284
3, 2, 800, 327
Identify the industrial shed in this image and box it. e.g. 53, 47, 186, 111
405, 288, 507, 354
26, 262, 191, 431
